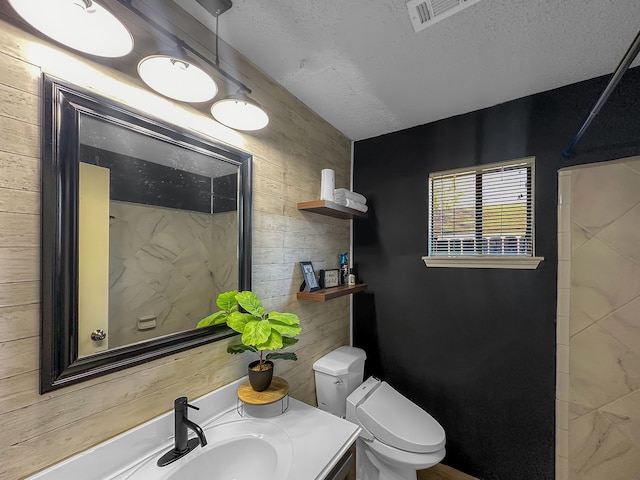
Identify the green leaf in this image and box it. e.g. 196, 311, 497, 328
227, 342, 257, 354
196, 313, 216, 328
269, 319, 302, 337
236, 291, 265, 318
196, 310, 229, 328
227, 312, 255, 333
242, 319, 271, 346
281, 337, 299, 347
267, 312, 300, 326
216, 290, 239, 311
211, 310, 231, 325
266, 351, 298, 361
255, 330, 283, 351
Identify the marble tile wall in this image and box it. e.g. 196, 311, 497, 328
107, 202, 237, 349
556, 170, 571, 480
558, 157, 640, 480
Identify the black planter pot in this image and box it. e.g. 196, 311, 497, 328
248, 360, 274, 391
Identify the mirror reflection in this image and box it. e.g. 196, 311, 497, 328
40, 75, 252, 392
77, 115, 240, 357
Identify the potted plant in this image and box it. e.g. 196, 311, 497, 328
197, 290, 301, 391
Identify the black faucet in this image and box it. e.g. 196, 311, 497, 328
157, 397, 208, 467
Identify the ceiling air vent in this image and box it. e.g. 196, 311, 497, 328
406, 0, 481, 33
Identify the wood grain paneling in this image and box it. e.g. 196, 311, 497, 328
0, 304, 39, 342
0, 151, 39, 192
0, 212, 38, 244
0, 187, 39, 215
0, 6, 352, 478
0, 82, 38, 124
0, 336, 38, 380
0, 247, 39, 283
0, 48, 40, 94
0, 115, 39, 157
0, 281, 38, 307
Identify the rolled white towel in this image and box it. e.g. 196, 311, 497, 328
334, 188, 367, 205
334, 198, 368, 213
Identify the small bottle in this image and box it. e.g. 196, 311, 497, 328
339, 252, 349, 286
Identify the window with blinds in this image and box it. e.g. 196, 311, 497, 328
428, 158, 535, 257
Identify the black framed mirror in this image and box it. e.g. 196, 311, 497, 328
40, 75, 252, 393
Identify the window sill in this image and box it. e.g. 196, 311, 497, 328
422, 256, 544, 269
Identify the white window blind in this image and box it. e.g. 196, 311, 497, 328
428, 158, 535, 257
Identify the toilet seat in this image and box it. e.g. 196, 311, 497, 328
365, 437, 446, 470
355, 381, 446, 454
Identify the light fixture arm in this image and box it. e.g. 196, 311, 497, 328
117, 0, 251, 94
215, 14, 220, 68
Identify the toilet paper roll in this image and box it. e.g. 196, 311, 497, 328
320, 169, 335, 201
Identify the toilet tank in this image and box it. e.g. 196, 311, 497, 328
313, 346, 366, 418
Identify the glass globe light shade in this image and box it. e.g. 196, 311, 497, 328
211, 93, 269, 131
8, 0, 134, 57
137, 54, 218, 103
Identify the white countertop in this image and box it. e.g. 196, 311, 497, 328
28, 377, 360, 480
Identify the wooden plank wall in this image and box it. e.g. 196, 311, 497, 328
0, 5, 352, 478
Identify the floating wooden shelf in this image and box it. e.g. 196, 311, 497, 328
297, 200, 367, 219
297, 284, 368, 302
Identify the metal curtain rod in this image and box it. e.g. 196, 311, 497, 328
116, 0, 252, 94
562, 29, 640, 158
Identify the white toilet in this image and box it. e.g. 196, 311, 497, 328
313, 346, 446, 480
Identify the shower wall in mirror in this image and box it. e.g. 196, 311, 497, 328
105, 202, 236, 351
41, 75, 252, 392
78, 115, 240, 356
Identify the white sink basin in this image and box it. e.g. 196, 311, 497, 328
125, 417, 293, 480
27, 378, 360, 480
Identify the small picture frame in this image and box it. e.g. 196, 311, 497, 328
319, 269, 340, 288
299, 261, 320, 292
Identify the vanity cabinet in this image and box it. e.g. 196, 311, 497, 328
325, 442, 356, 480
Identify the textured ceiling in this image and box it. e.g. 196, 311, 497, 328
176, 0, 640, 141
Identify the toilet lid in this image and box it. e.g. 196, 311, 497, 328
356, 381, 446, 454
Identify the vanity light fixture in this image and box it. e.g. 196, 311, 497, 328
138, 46, 218, 103
8, 0, 134, 58
122, 0, 269, 130
10, 0, 269, 131
207, 11, 269, 131
211, 91, 269, 131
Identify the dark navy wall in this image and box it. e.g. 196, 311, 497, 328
352, 66, 640, 479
